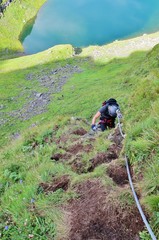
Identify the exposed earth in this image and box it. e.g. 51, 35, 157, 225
38, 122, 145, 240
65, 179, 143, 240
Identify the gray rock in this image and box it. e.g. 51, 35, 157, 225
1, 64, 83, 126
0, 105, 5, 110
36, 93, 43, 98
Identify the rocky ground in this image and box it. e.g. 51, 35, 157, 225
0, 64, 82, 126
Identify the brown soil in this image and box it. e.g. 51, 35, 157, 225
54, 127, 87, 145
87, 145, 121, 172
39, 175, 70, 194
50, 152, 72, 161
55, 134, 71, 144
108, 127, 124, 146
65, 180, 144, 240
67, 143, 93, 155
46, 123, 144, 239
107, 164, 129, 186
50, 142, 93, 165
87, 128, 123, 172
71, 157, 86, 174
72, 128, 87, 136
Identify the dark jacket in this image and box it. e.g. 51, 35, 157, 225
99, 102, 119, 120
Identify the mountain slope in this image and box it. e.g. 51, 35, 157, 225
0, 42, 159, 239
0, 2, 159, 239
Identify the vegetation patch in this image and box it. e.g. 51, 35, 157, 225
0, 213, 55, 240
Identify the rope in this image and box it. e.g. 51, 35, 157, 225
117, 116, 157, 240
117, 120, 125, 139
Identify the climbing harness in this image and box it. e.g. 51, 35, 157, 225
99, 118, 115, 128
117, 115, 157, 240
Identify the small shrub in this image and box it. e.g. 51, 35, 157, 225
0, 164, 25, 196
3, 164, 23, 183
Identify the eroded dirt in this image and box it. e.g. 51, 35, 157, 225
65, 179, 144, 240
87, 128, 123, 172
50, 152, 72, 161
87, 149, 118, 172
50, 142, 93, 167
55, 133, 73, 144
71, 128, 87, 136
39, 175, 70, 194
67, 142, 93, 154
71, 157, 86, 174
107, 164, 129, 186
39, 122, 144, 239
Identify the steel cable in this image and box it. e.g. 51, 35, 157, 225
117, 116, 157, 240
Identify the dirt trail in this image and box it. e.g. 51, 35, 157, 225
39, 123, 144, 239
63, 128, 144, 240
65, 180, 143, 240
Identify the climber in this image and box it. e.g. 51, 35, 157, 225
91, 98, 122, 132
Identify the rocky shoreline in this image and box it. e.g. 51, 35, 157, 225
81, 32, 159, 61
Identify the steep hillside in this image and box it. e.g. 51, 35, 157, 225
0, 41, 159, 239
0, 1, 159, 239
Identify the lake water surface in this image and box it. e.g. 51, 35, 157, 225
22, 0, 159, 54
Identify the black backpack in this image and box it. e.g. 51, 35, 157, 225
102, 98, 117, 106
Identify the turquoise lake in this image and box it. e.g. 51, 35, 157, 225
22, 0, 159, 54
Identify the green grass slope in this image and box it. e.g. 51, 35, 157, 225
0, 0, 46, 59
0, 42, 159, 239
0, 2, 159, 239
